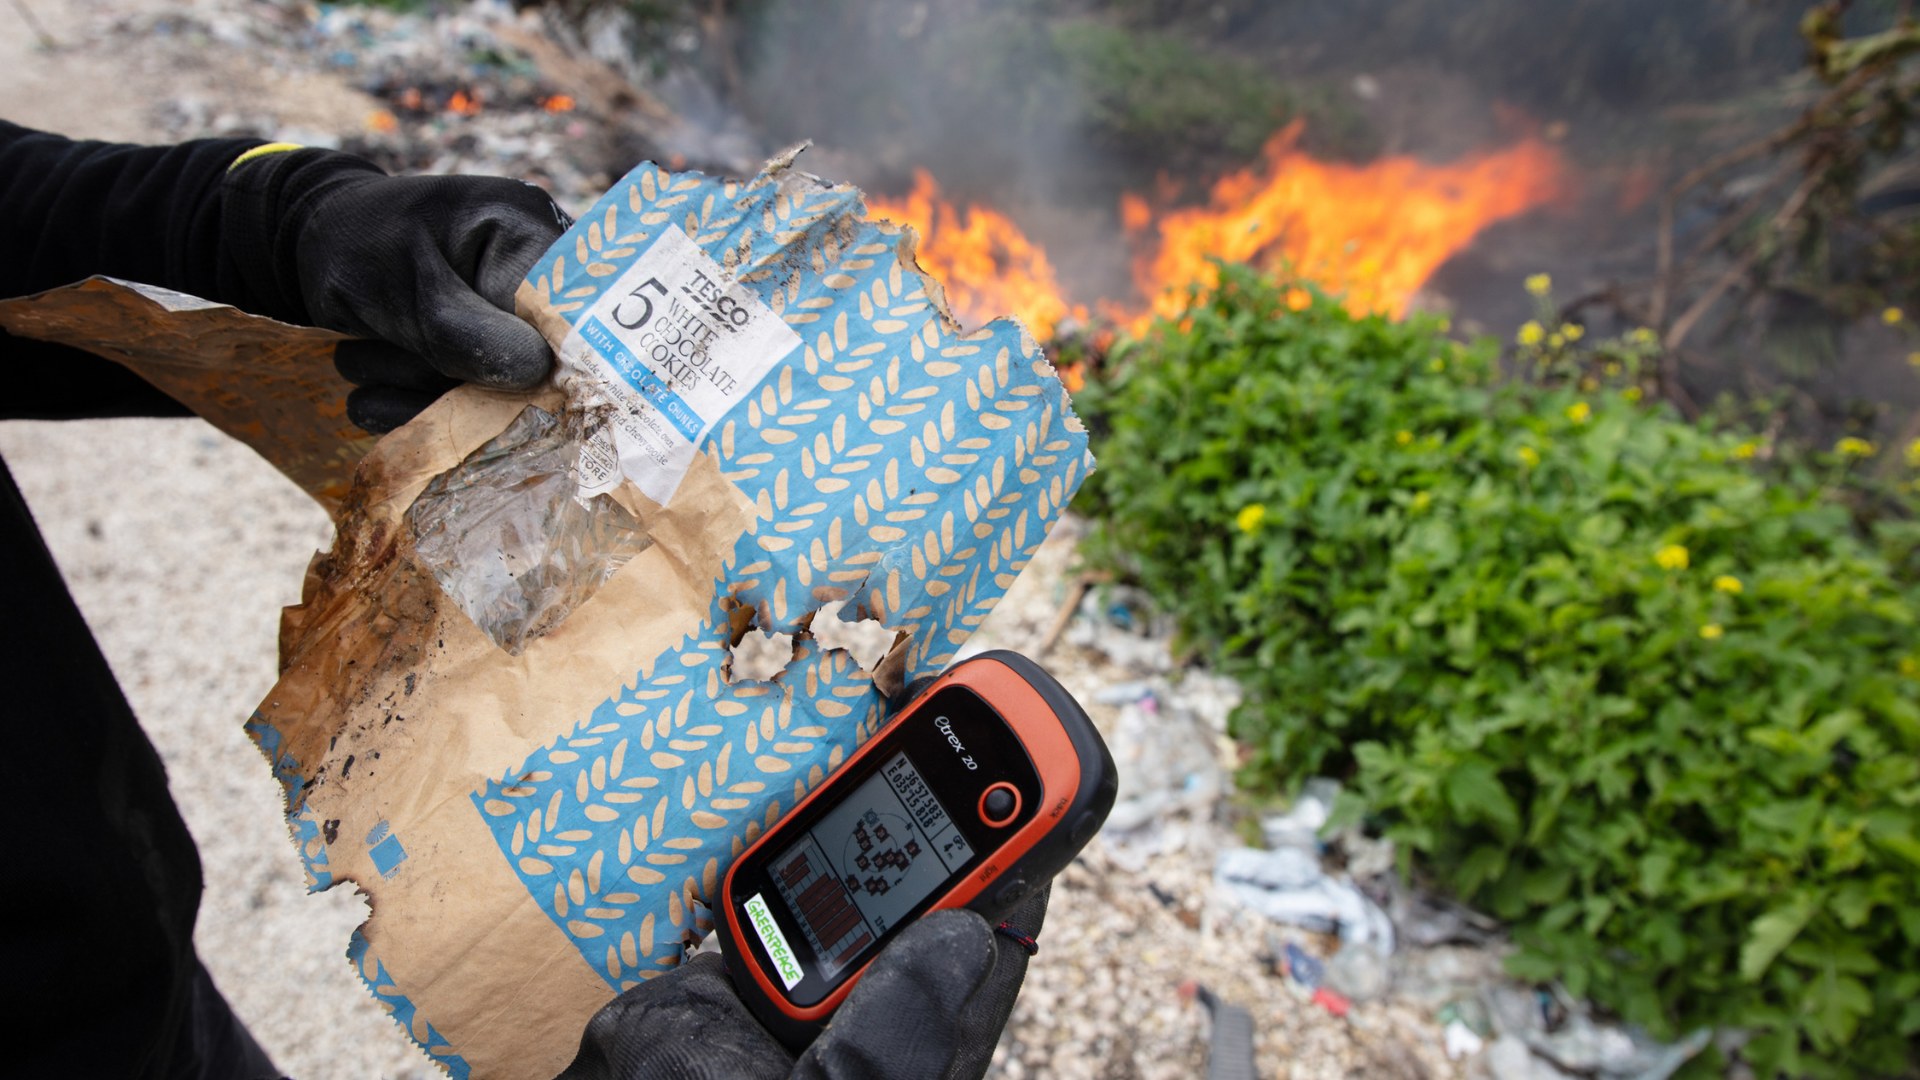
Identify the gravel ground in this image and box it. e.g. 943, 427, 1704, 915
966, 519, 1463, 1080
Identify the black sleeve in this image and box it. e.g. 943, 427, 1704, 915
0, 120, 259, 304
0, 120, 383, 420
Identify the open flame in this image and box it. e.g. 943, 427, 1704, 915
864, 170, 1087, 341
1122, 123, 1566, 328
865, 124, 1566, 339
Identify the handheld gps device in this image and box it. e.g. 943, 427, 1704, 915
714, 649, 1116, 1048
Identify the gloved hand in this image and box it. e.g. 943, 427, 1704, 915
553, 885, 1049, 1080
224, 149, 571, 433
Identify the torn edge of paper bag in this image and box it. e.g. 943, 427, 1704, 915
0, 276, 369, 513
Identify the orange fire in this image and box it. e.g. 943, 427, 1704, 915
864, 171, 1087, 341
865, 125, 1566, 340
1123, 123, 1565, 327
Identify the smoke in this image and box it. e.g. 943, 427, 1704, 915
720, 0, 1808, 320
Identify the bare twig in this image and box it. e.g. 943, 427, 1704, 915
1651, 64, 1879, 328
1658, 353, 1702, 421
1653, 133, 1801, 328
1555, 287, 1622, 323
1670, 160, 1798, 287
1037, 571, 1110, 657
1664, 166, 1824, 355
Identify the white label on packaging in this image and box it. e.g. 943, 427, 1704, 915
557, 226, 800, 505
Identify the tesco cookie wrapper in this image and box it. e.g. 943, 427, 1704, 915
251, 148, 1092, 1079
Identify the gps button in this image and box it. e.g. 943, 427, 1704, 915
978, 782, 1021, 826
993, 874, 1027, 909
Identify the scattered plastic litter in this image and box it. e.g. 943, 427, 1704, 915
1444, 1019, 1486, 1060
1193, 984, 1258, 1080
1489, 1034, 1573, 1080
1281, 941, 1324, 988
1384, 877, 1506, 948
1041, 542, 1729, 1080
1261, 777, 1340, 850
1324, 941, 1391, 1002
1063, 585, 1175, 672
1475, 980, 1714, 1080
122, 0, 762, 216
1525, 1020, 1713, 1080
1436, 997, 1492, 1037
1214, 846, 1396, 951
1096, 674, 1238, 870
1485, 983, 1553, 1037
1311, 987, 1352, 1017
1622, 1028, 1715, 1080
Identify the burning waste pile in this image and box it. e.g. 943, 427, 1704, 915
95, 0, 760, 215
865, 125, 1565, 345
74, 0, 1574, 348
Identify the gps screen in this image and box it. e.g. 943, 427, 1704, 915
766, 751, 974, 979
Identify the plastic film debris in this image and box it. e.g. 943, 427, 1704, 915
408, 405, 651, 654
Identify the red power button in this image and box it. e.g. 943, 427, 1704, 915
978, 782, 1022, 827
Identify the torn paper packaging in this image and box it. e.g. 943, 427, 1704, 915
1, 148, 1092, 1080
251, 149, 1092, 1080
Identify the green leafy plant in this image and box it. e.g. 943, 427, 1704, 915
1077, 265, 1920, 1078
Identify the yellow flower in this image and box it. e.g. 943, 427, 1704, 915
1236, 504, 1266, 533
1907, 439, 1920, 469
1564, 324, 1585, 341
1630, 327, 1658, 346
1565, 402, 1591, 424
1713, 575, 1743, 594
1517, 321, 1545, 347
1517, 445, 1540, 467
1835, 437, 1875, 458
1885, 307, 1905, 325
1549, 333, 1565, 349
1429, 357, 1446, 372
1733, 441, 1757, 460
1623, 387, 1643, 402
1525, 273, 1552, 297
1700, 623, 1724, 640
1396, 430, 1413, 446
1411, 491, 1432, 511
1655, 544, 1690, 570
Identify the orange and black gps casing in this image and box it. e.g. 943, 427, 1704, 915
714, 650, 1116, 1049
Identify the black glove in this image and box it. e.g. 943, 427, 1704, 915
554, 886, 1049, 1080
223, 148, 571, 433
